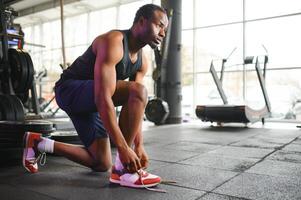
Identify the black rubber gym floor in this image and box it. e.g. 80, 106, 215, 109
1, 122, 301, 200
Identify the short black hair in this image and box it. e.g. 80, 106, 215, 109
133, 4, 166, 24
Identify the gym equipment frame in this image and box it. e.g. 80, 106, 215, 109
195, 56, 271, 125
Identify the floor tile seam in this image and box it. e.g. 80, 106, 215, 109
276, 149, 301, 154
226, 170, 301, 179
160, 181, 208, 193
210, 151, 301, 195
4, 182, 62, 200
150, 159, 244, 175
228, 144, 279, 150
147, 161, 212, 193
290, 142, 301, 146
177, 161, 261, 173
182, 153, 262, 161
228, 147, 279, 175
150, 149, 277, 171
214, 136, 300, 163
149, 158, 184, 164
196, 141, 228, 146
168, 143, 276, 157
174, 154, 208, 163
257, 136, 301, 161
203, 152, 273, 160
228, 136, 288, 145
266, 157, 301, 164
274, 149, 301, 154
166, 141, 238, 155
250, 132, 300, 138
162, 140, 226, 146
147, 159, 179, 173
201, 139, 297, 195
255, 156, 301, 165
195, 191, 254, 200
199, 167, 245, 195
162, 145, 214, 151
242, 170, 301, 180
147, 157, 170, 162
161, 147, 225, 154
282, 147, 301, 154
226, 130, 300, 146
226, 139, 282, 150
225, 137, 257, 147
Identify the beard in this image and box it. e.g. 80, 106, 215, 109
148, 38, 161, 49
148, 42, 158, 49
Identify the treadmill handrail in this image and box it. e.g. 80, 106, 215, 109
210, 61, 228, 105
196, 56, 271, 124
209, 56, 271, 112
255, 57, 272, 113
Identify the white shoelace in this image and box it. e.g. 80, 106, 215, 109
137, 169, 177, 193
34, 152, 47, 166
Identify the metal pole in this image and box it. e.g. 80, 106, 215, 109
242, 0, 246, 100
161, 0, 182, 124
60, 0, 66, 69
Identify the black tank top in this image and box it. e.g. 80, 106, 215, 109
59, 30, 142, 81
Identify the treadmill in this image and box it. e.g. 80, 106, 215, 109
195, 55, 271, 125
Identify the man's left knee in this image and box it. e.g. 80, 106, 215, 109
129, 82, 148, 105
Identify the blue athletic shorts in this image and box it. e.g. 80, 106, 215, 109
54, 78, 108, 148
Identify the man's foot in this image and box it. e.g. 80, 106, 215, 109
23, 132, 43, 173
110, 166, 161, 188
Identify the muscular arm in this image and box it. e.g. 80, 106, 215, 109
133, 51, 149, 147
133, 50, 149, 85
131, 51, 150, 168
93, 32, 128, 150
93, 33, 146, 171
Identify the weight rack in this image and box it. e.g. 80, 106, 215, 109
0, 0, 55, 166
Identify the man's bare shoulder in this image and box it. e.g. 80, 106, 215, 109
92, 30, 124, 53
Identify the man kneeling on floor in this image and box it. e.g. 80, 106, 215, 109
23, 3, 168, 189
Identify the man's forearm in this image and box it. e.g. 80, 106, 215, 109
134, 127, 143, 148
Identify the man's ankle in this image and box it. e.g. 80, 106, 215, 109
114, 152, 124, 171
37, 137, 54, 153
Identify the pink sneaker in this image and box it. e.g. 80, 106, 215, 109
22, 132, 44, 173
110, 166, 161, 188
